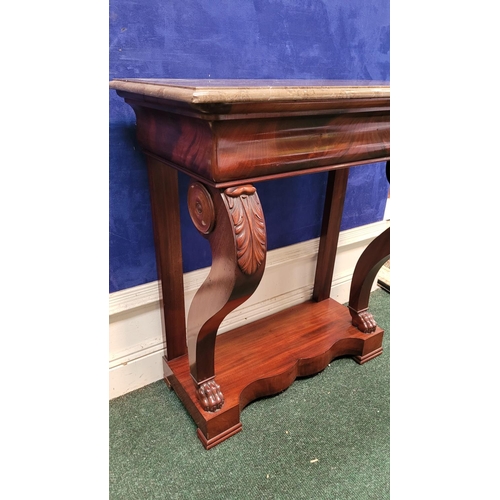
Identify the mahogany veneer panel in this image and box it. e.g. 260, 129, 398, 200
165, 298, 383, 449
110, 78, 389, 186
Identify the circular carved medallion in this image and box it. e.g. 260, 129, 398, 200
187, 182, 215, 235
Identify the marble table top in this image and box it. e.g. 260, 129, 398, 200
109, 78, 390, 105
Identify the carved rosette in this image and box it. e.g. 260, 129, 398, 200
224, 185, 267, 276
187, 182, 216, 235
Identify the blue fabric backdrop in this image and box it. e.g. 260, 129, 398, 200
109, 0, 390, 293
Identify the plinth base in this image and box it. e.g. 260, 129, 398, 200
164, 298, 383, 449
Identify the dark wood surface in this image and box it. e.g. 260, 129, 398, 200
348, 159, 390, 331
111, 79, 389, 186
185, 182, 267, 411
110, 79, 390, 449
312, 168, 350, 302
146, 157, 187, 360
349, 227, 390, 333
166, 297, 383, 449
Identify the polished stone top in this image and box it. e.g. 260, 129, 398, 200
109, 78, 390, 104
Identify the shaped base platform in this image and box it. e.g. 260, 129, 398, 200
164, 298, 383, 449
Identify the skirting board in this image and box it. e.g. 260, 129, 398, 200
109, 220, 390, 400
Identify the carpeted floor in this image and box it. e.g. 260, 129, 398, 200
109, 289, 389, 499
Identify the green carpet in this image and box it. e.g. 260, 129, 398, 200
109, 289, 389, 499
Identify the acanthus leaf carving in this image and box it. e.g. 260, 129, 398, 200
224, 185, 266, 276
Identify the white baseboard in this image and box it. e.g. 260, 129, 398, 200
109, 220, 389, 400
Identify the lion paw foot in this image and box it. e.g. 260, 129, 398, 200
352, 310, 377, 333
197, 379, 224, 412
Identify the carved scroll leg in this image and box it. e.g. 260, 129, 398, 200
186, 182, 267, 412
348, 227, 390, 332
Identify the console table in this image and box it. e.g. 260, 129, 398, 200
110, 79, 390, 449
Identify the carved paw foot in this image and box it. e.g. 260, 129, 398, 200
351, 310, 377, 333
197, 379, 224, 412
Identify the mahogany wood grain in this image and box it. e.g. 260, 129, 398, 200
212, 113, 389, 182
146, 156, 187, 360
185, 182, 267, 411
348, 159, 390, 333
348, 227, 390, 333
126, 104, 389, 185
114, 80, 389, 185
312, 168, 350, 302
166, 297, 383, 449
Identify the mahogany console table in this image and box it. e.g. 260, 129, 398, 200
110, 79, 390, 449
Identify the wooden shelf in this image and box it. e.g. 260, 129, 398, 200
165, 298, 383, 449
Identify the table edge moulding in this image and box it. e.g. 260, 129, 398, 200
109, 79, 390, 449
